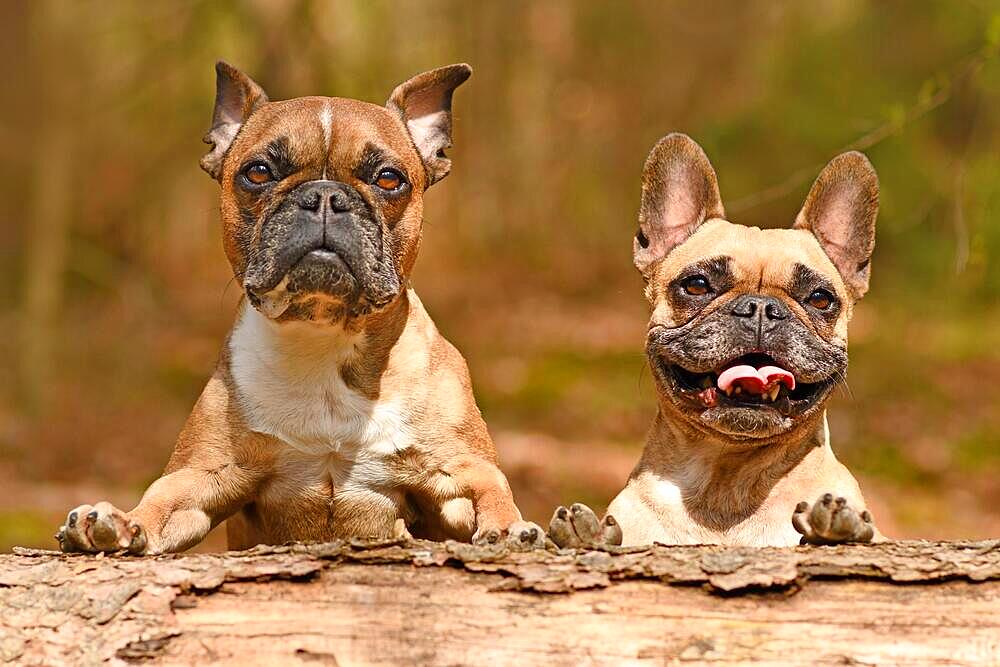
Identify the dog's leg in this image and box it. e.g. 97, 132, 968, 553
58, 458, 263, 555
792, 493, 877, 545
548, 503, 623, 549
57, 376, 265, 555
441, 457, 545, 550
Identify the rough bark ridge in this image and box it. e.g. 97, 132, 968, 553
2, 539, 999, 665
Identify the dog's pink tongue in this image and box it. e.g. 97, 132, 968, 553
717, 364, 795, 394
758, 365, 795, 391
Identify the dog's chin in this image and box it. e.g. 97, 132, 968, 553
698, 405, 793, 439
246, 249, 400, 324
653, 353, 837, 442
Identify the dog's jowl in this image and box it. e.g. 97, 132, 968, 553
551, 133, 881, 548
57, 62, 543, 554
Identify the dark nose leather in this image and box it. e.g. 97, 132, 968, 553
730, 294, 789, 344
294, 181, 354, 214
730, 294, 789, 321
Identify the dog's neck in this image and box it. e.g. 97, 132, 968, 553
234, 290, 412, 400
645, 407, 831, 530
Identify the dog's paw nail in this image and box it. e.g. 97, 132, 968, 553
820, 493, 833, 505
556, 507, 568, 520
87, 510, 99, 520
835, 496, 847, 507
794, 501, 809, 513
861, 510, 872, 522
68, 512, 78, 527
603, 515, 617, 526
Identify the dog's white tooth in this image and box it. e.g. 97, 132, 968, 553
769, 386, 780, 402
724, 386, 733, 397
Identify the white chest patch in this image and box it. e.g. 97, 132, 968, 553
650, 477, 684, 507
229, 308, 411, 458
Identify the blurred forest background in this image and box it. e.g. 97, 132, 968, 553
1, 0, 999, 551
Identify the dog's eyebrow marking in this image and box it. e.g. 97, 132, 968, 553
789, 263, 836, 298
264, 136, 295, 175
672, 256, 735, 289
319, 105, 333, 179
354, 143, 403, 182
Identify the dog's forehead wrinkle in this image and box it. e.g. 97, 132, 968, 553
247, 97, 412, 160
669, 224, 841, 294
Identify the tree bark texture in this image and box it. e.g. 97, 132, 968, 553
2, 539, 999, 666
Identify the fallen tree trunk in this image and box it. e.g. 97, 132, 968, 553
2, 539, 999, 665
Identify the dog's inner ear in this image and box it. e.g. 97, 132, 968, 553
386, 63, 472, 188
200, 61, 269, 181
635, 133, 725, 276
793, 151, 879, 299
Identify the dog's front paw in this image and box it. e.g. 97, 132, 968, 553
792, 493, 874, 545
471, 524, 504, 547
471, 520, 547, 550
504, 520, 547, 551
57, 501, 147, 554
548, 503, 623, 549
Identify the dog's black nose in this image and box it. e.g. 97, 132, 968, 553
294, 181, 355, 214
328, 189, 352, 213
730, 294, 789, 321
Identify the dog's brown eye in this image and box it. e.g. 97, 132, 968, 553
681, 275, 712, 296
807, 289, 835, 310
244, 162, 274, 185
374, 168, 405, 191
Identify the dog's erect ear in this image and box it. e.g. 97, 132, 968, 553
793, 151, 879, 299
200, 61, 269, 181
635, 133, 725, 276
387, 63, 472, 188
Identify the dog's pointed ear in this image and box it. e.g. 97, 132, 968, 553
793, 151, 879, 299
387, 63, 472, 188
200, 61, 269, 181
634, 133, 725, 276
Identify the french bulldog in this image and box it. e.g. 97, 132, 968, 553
550, 134, 882, 548
57, 61, 544, 555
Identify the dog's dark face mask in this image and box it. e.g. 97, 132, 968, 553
633, 134, 878, 443
229, 123, 410, 325
199, 62, 471, 326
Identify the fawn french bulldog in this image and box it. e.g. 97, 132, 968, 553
550, 134, 882, 548
57, 62, 544, 554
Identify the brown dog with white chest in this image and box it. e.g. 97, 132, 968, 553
57, 62, 544, 555
550, 134, 883, 548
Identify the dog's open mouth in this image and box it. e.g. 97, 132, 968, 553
662, 352, 834, 417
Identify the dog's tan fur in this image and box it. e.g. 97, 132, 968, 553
58, 64, 534, 554
566, 134, 884, 547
